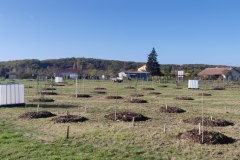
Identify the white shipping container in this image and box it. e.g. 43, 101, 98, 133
0, 83, 25, 106
188, 80, 199, 89
55, 77, 64, 83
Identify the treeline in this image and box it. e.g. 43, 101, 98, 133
0, 57, 234, 78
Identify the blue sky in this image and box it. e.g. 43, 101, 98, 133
0, 0, 240, 66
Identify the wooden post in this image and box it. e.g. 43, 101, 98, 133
166, 105, 168, 110
66, 126, 70, 139
75, 77, 78, 98
114, 105, 117, 121
37, 104, 39, 113
201, 92, 204, 143
198, 123, 201, 135
210, 116, 213, 121
132, 117, 135, 126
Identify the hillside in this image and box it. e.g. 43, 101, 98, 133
0, 57, 232, 78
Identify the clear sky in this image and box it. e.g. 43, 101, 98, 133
0, 0, 240, 66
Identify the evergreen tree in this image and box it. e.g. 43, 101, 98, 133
146, 48, 161, 76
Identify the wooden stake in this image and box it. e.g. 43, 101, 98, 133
66, 126, 70, 139
210, 116, 213, 121
132, 117, 135, 126
163, 124, 166, 133
75, 78, 78, 98
201, 92, 204, 143
114, 105, 117, 120
37, 104, 39, 113
198, 123, 201, 135
166, 105, 168, 110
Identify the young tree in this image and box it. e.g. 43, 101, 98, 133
146, 48, 161, 76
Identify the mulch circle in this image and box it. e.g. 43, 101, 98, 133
72, 94, 91, 98
104, 112, 149, 122
183, 117, 234, 127
30, 98, 55, 102
106, 96, 123, 99
94, 91, 107, 94
125, 86, 135, 89
43, 88, 56, 91
159, 85, 168, 88
94, 87, 107, 90
175, 97, 194, 100
19, 111, 56, 119
130, 94, 144, 97
178, 129, 235, 144
213, 87, 225, 90
149, 92, 161, 95
198, 93, 212, 96
52, 115, 88, 123
159, 106, 186, 113
41, 92, 58, 95
142, 87, 155, 90
127, 98, 147, 103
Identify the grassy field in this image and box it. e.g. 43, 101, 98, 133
1, 79, 240, 160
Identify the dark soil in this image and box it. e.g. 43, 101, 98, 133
19, 111, 56, 119
159, 106, 186, 113
125, 86, 135, 89
94, 91, 107, 94
41, 92, 58, 95
127, 98, 147, 103
43, 88, 56, 91
149, 92, 161, 95
159, 85, 168, 88
178, 129, 235, 144
53, 84, 65, 87
143, 87, 155, 90
52, 115, 88, 123
30, 98, 55, 102
73, 94, 91, 98
25, 86, 33, 88
106, 96, 123, 99
183, 117, 234, 127
94, 87, 107, 90
104, 112, 149, 122
213, 87, 225, 90
198, 93, 212, 96
130, 94, 144, 97
175, 97, 194, 100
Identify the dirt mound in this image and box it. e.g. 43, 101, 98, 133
143, 87, 155, 90
159, 85, 168, 88
94, 87, 106, 90
213, 87, 225, 90
43, 88, 56, 91
94, 91, 107, 94
52, 115, 88, 123
105, 112, 149, 122
178, 129, 235, 144
41, 92, 58, 95
30, 98, 55, 102
125, 86, 135, 89
130, 94, 144, 97
106, 96, 123, 99
73, 94, 91, 98
19, 111, 56, 119
149, 92, 161, 95
159, 106, 186, 113
127, 98, 147, 103
175, 97, 194, 100
198, 93, 212, 96
183, 117, 234, 127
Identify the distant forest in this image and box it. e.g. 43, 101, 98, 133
0, 57, 233, 78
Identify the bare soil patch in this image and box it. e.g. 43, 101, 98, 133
30, 98, 55, 102
127, 98, 147, 103
143, 87, 155, 90
130, 94, 144, 97
198, 93, 212, 96
53, 84, 65, 87
213, 87, 225, 90
43, 88, 56, 91
94, 87, 107, 90
41, 92, 58, 95
72, 94, 91, 98
19, 111, 56, 119
159, 85, 168, 88
104, 112, 149, 122
149, 92, 161, 95
159, 106, 186, 113
106, 96, 123, 99
175, 97, 194, 100
178, 129, 235, 144
52, 115, 88, 123
183, 117, 234, 127
93, 91, 107, 94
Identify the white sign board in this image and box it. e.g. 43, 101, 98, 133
55, 77, 64, 83
188, 80, 199, 89
178, 71, 184, 78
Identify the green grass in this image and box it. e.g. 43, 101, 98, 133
0, 79, 240, 159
